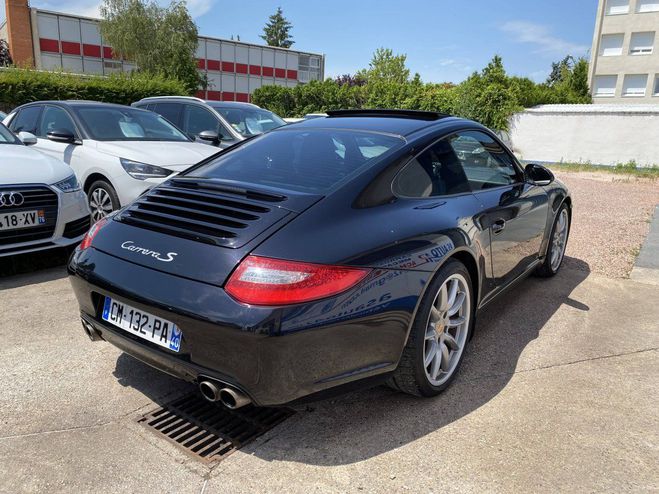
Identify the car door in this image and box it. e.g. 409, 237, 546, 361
449, 130, 549, 287
32, 105, 83, 165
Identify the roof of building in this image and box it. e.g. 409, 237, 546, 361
525, 104, 659, 114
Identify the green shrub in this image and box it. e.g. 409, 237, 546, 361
0, 68, 189, 109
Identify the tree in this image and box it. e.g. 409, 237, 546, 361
358, 48, 410, 84
100, 0, 201, 93
0, 40, 12, 67
260, 7, 294, 48
545, 55, 591, 103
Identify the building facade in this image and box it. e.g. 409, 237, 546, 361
589, 0, 659, 103
0, 1, 325, 102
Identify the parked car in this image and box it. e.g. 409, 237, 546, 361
0, 123, 90, 257
3, 101, 219, 222
132, 96, 286, 148
68, 109, 571, 409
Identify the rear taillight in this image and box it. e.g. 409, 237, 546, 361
225, 255, 370, 306
79, 217, 108, 250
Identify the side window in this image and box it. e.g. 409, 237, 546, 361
183, 105, 220, 136
152, 103, 183, 128
450, 131, 519, 190
37, 106, 77, 137
9, 106, 42, 134
393, 138, 471, 198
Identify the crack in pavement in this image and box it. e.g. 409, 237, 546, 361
0, 421, 109, 441
466, 347, 658, 383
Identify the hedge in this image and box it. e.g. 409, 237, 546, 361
0, 68, 189, 110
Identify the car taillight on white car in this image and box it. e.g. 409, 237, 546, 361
225, 255, 370, 306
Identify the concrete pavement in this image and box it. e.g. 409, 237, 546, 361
0, 261, 657, 493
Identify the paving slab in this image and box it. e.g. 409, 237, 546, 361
0, 421, 204, 494
631, 204, 659, 285
0, 261, 658, 493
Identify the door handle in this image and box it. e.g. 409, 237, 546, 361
492, 219, 506, 234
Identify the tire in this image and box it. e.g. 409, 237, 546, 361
389, 259, 475, 397
535, 203, 570, 278
87, 180, 120, 223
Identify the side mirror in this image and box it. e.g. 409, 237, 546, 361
525, 163, 554, 186
17, 131, 37, 145
47, 129, 77, 144
197, 130, 220, 144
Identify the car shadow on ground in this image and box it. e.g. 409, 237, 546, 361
111, 257, 591, 465
0, 248, 73, 286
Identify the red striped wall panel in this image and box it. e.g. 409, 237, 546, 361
39, 38, 59, 53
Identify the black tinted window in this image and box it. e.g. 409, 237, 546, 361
188, 129, 402, 193
9, 106, 41, 133
394, 139, 471, 198
184, 105, 219, 136
452, 131, 519, 190
37, 106, 77, 137
152, 103, 183, 127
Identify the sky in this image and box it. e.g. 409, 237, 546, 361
0, 0, 598, 83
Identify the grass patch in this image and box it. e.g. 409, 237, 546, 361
545, 160, 659, 179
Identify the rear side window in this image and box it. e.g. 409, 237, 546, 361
188, 129, 403, 193
9, 106, 42, 134
393, 139, 471, 198
152, 103, 183, 128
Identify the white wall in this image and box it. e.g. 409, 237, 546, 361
509, 104, 659, 166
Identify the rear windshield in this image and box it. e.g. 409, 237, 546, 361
75, 106, 190, 142
187, 129, 403, 193
0, 124, 20, 144
211, 105, 286, 136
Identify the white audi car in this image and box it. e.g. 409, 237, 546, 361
0, 123, 90, 257
3, 101, 219, 222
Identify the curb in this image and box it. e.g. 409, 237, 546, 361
630, 205, 659, 286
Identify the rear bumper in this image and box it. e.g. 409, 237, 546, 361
68, 247, 421, 406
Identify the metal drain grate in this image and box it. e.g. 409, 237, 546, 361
138, 392, 294, 463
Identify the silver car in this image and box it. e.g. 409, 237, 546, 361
0, 124, 90, 257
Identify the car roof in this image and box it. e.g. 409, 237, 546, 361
282, 109, 468, 138
206, 101, 260, 109
18, 100, 150, 112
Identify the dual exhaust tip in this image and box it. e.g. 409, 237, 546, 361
199, 380, 251, 409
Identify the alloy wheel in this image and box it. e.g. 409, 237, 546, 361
550, 209, 569, 271
89, 187, 114, 222
423, 273, 471, 387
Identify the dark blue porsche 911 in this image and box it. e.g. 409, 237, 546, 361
69, 109, 571, 408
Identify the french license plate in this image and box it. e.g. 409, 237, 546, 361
101, 296, 182, 352
0, 210, 45, 230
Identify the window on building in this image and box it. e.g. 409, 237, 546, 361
593, 75, 618, 97
600, 34, 624, 56
622, 74, 649, 97
606, 0, 630, 14
298, 55, 321, 83
629, 32, 655, 55
636, 0, 659, 12
653, 75, 659, 96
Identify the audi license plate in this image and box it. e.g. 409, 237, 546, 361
101, 296, 182, 352
0, 210, 45, 231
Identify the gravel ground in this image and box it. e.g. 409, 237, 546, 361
554, 171, 659, 278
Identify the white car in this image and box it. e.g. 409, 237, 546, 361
3, 101, 219, 222
0, 123, 90, 257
